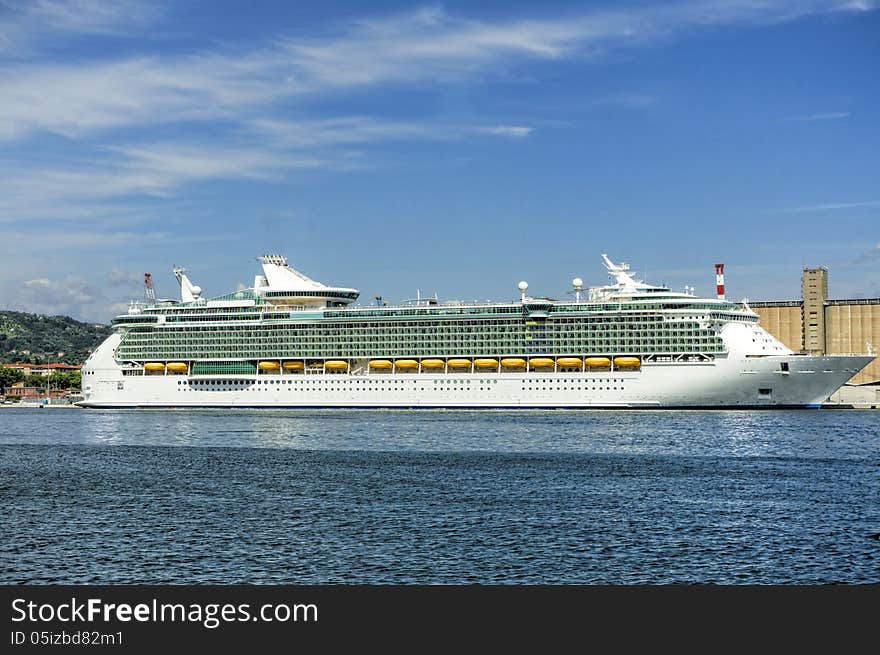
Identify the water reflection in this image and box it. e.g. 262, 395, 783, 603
1, 408, 875, 460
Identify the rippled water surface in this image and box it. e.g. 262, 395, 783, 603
1, 408, 878, 583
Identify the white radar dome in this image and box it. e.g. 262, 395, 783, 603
191, 285, 202, 297
572, 278, 583, 288
518, 281, 528, 292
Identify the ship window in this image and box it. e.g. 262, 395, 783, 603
780, 363, 789, 372
759, 388, 772, 396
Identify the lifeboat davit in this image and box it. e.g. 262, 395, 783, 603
395, 359, 419, 370
447, 359, 472, 369
282, 361, 304, 370
585, 357, 612, 368
501, 358, 526, 368
324, 360, 349, 371
614, 356, 641, 368
166, 362, 188, 372
474, 358, 499, 368
308, 361, 324, 368
528, 358, 554, 369
369, 360, 393, 370
421, 359, 445, 369
258, 361, 280, 371
143, 362, 165, 372
556, 357, 583, 368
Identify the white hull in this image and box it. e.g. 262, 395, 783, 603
80, 333, 872, 409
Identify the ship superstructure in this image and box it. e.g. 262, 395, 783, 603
79, 255, 874, 408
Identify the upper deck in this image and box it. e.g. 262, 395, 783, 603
109, 255, 760, 364
113, 254, 755, 327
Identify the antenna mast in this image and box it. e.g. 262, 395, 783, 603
144, 273, 156, 303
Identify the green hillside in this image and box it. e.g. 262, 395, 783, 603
0, 311, 111, 365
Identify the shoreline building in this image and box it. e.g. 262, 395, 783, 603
751, 268, 879, 386
3, 363, 82, 377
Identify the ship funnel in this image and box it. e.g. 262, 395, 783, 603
715, 264, 725, 300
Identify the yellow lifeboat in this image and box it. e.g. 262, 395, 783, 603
528, 358, 554, 369
143, 362, 165, 372
585, 357, 612, 368
166, 362, 188, 373
258, 361, 280, 371
614, 356, 641, 368
556, 357, 583, 368
501, 358, 526, 368
282, 361, 304, 370
324, 360, 349, 371
421, 359, 445, 369
447, 359, 472, 369
395, 359, 419, 370
474, 358, 499, 369
369, 360, 393, 370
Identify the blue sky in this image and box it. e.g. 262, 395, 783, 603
1, 0, 878, 321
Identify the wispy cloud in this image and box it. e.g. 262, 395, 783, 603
774, 200, 880, 213
858, 242, 880, 262
0, 54, 292, 140
0, 116, 537, 224
107, 268, 147, 287
251, 117, 534, 146
250, 117, 445, 148
1, 2, 874, 140
14, 275, 99, 318
0, 0, 160, 55
475, 125, 533, 138
785, 111, 850, 122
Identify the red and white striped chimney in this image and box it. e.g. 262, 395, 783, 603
715, 264, 725, 300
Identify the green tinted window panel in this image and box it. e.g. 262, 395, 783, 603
192, 361, 257, 375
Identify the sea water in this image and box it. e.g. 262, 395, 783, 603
1, 408, 877, 583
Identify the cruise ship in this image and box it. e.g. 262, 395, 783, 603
79, 255, 873, 409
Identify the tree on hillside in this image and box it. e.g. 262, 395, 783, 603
0, 311, 110, 365
0, 366, 24, 388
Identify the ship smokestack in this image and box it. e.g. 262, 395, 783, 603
715, 264, 725, 300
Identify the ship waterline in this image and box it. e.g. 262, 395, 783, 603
79, 254, 874, 409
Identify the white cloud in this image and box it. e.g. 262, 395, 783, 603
858, 242, 880, 262
0, 0, 160, 55
0, 54, 292, 140
10, 273, 146, 321
110, 142, 329, 183
0, 118, 539, 223
275, 2, 876, 93
0, 143, 330, 223
775, 200, 880, 213
786, 112, 850, 121
247, 116, 438, 148
107, 269, 145, 287
276, 6, 584, 90
476, 125, 533, 138
251, 116, 535, 146
17, 275, 98, 317
0, 2, 874, 140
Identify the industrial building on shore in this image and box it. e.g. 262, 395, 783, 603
751, 267, 879, 387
